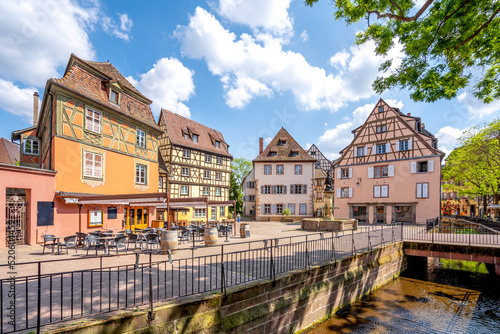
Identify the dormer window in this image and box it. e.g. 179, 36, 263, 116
416, 120, 421, 132
193, 134, 198, 143
291, 151, 299, 157
268, 151, 277, 157
215, 141, 220, 148
277, 139, 287, 146
109, 90, 119, 104
184, 133, 189, 140
23, 139, 39, 155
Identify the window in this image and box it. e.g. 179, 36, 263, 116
295, 165, 302, 175
378, 106, 384, 112
268, 151, 277, 157
217, 157, 222, 165
203, 187, 210, 196
205, 154, 212, 163
400, 140, 409, 151
310, 151, 316, 156
247, 181, 255, 188
249, 195, 255, 201
416, 120, 421, 131
374, 185, 389, 198
416, 183, 429, 198
288, 204, 295, 215
24, 139, 39, 155
182, 167, 189, 176
136, 164, 147, 184
184, 134, 189, 140
356, 147, 365, 157
295, 184, 302, 194
264, 165, 271, 175
136, 129, 146, 148
158, 177, 162, 189
377, 144, 386, 154
299, 204, 307, 215
341, 188, 350, 198
276, 204, 283, 214
181, 185, 189, 195
183, 150, 190, 159
417, 161, 428, 173
276, 185, 283, 194
216, 172, 222, 180
276, 165, 284, 175
376, 125, 387, 133
204, 171, 211, 179
264, 204, 271, 214
219, 206, 225, 217
264, 185, 271, 194
341, 168, 350, 179
291, 151, 299, 157
215, 188, 221, 197
109, 90, 119, 104
85, 109, 101, 133
107, 207, 117, 219
193, 134, 198, 143
374, 166, 388, 178
432, 140, 437, 148
277, 139, 287, 146
194, 208, 206, 218
84, 152, 102, 178
215, 141, 220, 148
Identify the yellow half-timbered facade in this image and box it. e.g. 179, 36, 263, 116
158, 109, 232, 222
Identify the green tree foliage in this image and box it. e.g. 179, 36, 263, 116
442, 118, 500, 214
305, 0, 500, 103
229, 158, 253, 214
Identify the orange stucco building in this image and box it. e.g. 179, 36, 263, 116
334, 99, 444, 224
4, 54, 166, 248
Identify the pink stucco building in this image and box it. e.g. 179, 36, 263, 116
334, 99, 444, 224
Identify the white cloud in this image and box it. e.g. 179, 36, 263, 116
175, 7, 404, 111
0, 79, 38, 121
218, 0, 293, 36
264, 137, 272, 145
0, 0, 97, 86
102, 13, 133, 40
435, 126, 463, 146
300, 30, 309, 42
128, 57, 195, 117
458, 92, 500, 118
317, 100, 404, 159
329, 50, 350, 69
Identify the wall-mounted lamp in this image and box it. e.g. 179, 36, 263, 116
356, 177, 362, 187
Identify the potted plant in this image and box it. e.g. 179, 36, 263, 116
281, 208, 293, 222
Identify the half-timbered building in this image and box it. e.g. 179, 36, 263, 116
242, 169, 256, 218
7, 54, 166, 244
253, 128, 316, 221
334, 99, 444, 224
307, 144, 333, 176
158, 109, 232, 223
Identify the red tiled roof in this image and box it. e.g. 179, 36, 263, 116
253, 127, 315, 162
51, 55, 159, 131
161, 109, 232, 158
0, 138, 20, 165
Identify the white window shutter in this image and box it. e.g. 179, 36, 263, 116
261, 204, 265, 213
423, 183, 429, 198
368, 167, 374, 179
395, 141, 400, 151
416, 183, 422, 198
411, 162, 417, 174
348, 168, 352, 178
386, 142, 391, 153
349, 187, 353, 198
284, 185, 287, 194
428, 160, 434, 172
374, 186, 381, 198
337, 188, 341, 198
388, 165, 395, 177
272, 185, 276, 194
364, 147, 368, 156
303, 184, 307, 194
381, 186, 388, 197
271, 204, 276, 214
261, 185, 264, 193
353, 148, 357, 157
372, 145, 376, 155
290, 184, 295, 194
336, 169, 341, 179
408, 139, 413, 150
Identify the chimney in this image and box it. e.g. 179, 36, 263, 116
407, 113, 411, 116
259, 137, 263, 154
33, 92, 39, 126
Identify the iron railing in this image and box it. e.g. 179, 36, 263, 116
0, 225, 401, 333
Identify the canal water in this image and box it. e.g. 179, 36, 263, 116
306, 259, 500, 333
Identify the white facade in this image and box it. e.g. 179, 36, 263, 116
242, 169, 256, 217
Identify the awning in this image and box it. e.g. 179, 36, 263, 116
488, 204, 500, 209
169, 201, 207, 209
78, 200, 129, 205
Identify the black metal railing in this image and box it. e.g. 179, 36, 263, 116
0, 225, 402, 333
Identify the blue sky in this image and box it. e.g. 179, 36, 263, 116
1, 0, 499, 161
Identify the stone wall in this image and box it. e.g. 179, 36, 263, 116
46, 243, 405, 334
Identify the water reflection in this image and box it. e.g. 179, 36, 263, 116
306, 260, 500, 333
